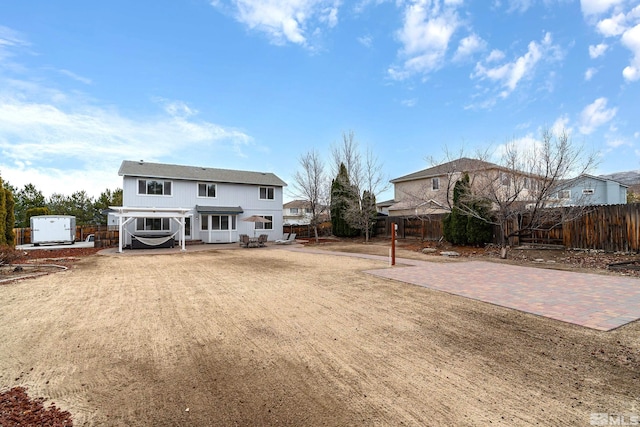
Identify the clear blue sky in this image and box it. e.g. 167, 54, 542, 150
1, 0, 639, 203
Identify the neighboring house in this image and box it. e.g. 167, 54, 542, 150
282, 200, 328, 225
112, 160, 286, 251
283, 200, 312, 225
375, 199, 395, 215
388, 158, 506, 216
549, 174, 628, 207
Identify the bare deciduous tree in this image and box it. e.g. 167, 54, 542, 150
292, 149, 328, 244
331, 131, 389, 242
456, 128, 597, 258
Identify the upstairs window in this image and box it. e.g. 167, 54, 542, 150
432, 178, 440, 191
559, 190, 571, 199
500, 173, 510, 186
138, 179, 172, 196
290, 208, 299, 214
260, 187, 275, 200
582, 188, 595, 195
198, 183, 217, 198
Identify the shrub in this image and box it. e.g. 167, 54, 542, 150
0, 245, 22, 266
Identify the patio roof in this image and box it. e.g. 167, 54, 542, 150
196, 205, 244, 214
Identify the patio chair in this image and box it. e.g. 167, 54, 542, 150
275, 233, 296, 244
239, 234, 250, 248
258, 234, 268, 247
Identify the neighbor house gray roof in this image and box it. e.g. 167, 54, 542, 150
119, 160, 287, 187
390, 158, 501, 183
572, 174, 628, 187
283, 200, 312, 209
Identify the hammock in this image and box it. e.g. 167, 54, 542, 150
127, 230, 179, 247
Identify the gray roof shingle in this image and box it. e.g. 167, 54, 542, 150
119, 160, 287, 187
390, 157, 500, 183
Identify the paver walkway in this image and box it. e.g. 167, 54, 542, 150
288, 246, 640, 331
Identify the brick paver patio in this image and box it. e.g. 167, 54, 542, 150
289, 247, 640, 331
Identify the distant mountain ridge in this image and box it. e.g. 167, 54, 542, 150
599, 171, 640, 186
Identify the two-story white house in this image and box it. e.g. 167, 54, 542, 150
549, 174, 628, 207
111, 160, 286, 251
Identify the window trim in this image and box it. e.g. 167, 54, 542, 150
558, 190, 571, 199
197, 182, 217, 198
137, 179, 172, 196
432, 178, 440, 191
200, 214, 237, 231
135, 217, 171, 231
254, 215, 274, 230
259, 186, 275, 200
500, 172, 510, 187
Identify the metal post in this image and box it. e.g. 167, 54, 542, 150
391, 222, 396, 266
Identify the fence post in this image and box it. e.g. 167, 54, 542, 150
391, 222, 396, 266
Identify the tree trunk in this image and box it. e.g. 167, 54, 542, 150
500, 246, 508, 259
500, 223, 508, 259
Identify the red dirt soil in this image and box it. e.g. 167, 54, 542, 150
0, 386, 73, 426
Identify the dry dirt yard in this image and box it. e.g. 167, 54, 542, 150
1, 241, 639, 426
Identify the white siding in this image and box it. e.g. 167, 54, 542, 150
122, 176, 284, 243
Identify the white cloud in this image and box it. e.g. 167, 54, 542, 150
453, 33, 486, 62
551, 115, 572, 136
597, 12, 628, 36
471, 32, 560, 99
0, 89, 252, 197
621, 23, 640, 81
578, 97, 617, 134
215, 0, 341, 47
606, 137, 629, 148
505, 0, 534, 13
0, 25, 29, 65
58, 69, 92, 85
588, 42, 608, 58
580, 0, 625, 17
401, 98, 417, 107
585, 66, 598, 80
486, 49, 506, 62
388, 0, 461, 80
358, 34, 373, 48
494, 133, 541, 163
581, 2, 640, 82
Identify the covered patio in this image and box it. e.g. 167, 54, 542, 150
109, 206, 191, 253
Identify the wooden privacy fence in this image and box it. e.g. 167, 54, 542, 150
375, 203, 640, 253
283, 222, 333, 239
375, 215, 446, 241
562, 204, 640, 252
13, 225, 119, 248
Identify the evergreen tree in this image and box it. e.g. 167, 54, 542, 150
4, 189, 15, 246
443, 173, 491, 246
15, 184, 46, 228
93, 188, 123, 225
26, 207, 50, 226
330, 163, 359, 237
